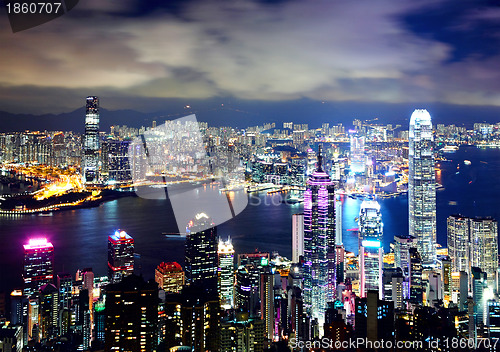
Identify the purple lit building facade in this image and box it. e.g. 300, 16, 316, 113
303, 146, 336, 326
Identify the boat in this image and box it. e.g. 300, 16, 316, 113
162, 232, 187, 238
464, 160, 471, 165
441, 145, 459, 153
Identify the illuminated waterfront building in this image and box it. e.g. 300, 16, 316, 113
104, 275, 158, 352
447, 215, 470, 274
185, 213, 218, 293
292, 213, 304, 263
82, 96, 100, 184
408, 109, 436, 265
155, 262, 184, 294
218, 237, 235, 309
23, 238, 54, 297
107, 230, 134, 284
358, 200, 383, 299
103, 139, 132, 183
303, 145, 336, 326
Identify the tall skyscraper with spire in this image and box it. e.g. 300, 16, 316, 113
83, 96, 100, 184
408, 109, 436, 265
303, 145, 336, 326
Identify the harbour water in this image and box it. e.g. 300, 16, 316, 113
0, 146, 499, 293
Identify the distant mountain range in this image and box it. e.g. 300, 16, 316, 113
1, 99, 499, 133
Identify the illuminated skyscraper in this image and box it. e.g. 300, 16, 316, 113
155, 262, 185, 294
218, 237, 235, 309
303, 145, 336, 326
393, 235, 416, 276
292, 213, 304, 263
447, 215, 470, 275
185, 213, 218, 293
105, 275, 158, 352
358, 200, 383, 299
470, 217, 498, 289
108, 230, 134, 284
23, 238, 54, 297
350, 132, 366, 174
408, 109, 436, 265
408, 248, 423, 304
83, 96, 100, 184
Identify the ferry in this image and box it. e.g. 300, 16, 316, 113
441, 145, 459, 153
162, 232, 187, 238
464, 160, 471, 165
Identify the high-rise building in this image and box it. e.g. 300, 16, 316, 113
39, 283, 59, 340
408, 248, 423, 304
105, 139, 132, 183
155, 262, 184, 294
358, 200, 383, 299
350, 133, 366, 174
393, 235, 415, 276
218, 237, 235, 309
236, 264, 261, 318
260, 267, 275, 342
447, 215, 470, 274
292, 213, 304, 263
303, 145, 336, 326
355, 291, 394, 341
23, 238, 54, 297
82, 96, 100, 184
185, 213, 218, 293
104, 275, 158, 352
408, 109, 436, 265
107, 230, 134, 284
470, 217, 498, 290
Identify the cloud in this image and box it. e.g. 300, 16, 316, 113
2, 0, 500, 113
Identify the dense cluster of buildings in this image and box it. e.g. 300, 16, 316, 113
0, 102, 500, 351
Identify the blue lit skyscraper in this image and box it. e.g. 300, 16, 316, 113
303, 146, 336, 327
358, 200, 383, 299
409, 109, 436, 265
83, 96, 100, 184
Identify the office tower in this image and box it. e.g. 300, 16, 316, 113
0, 326, 23, 352
393, 235, 415, 276
292, 213, 304, 263
447, 215, 470, 274
303, 145, 336, 326
56, 273, 73, 310
106, 139, 132, 183
104, 275, 158, 352
454, 271, 469, 312
425, 272, 443, 306
391, 274, 404, 310
155, 262, 185, 294
358, 200, 383, 299
441, 257, 452, 305
77, 289, 91, 350
355, 291, 394, 341
184, 213, 218, 293
408, 109, 436, 265
220, 314, 266, 352
335, 245, 345, 284
260, 267, 275, 342
472, 267, 488, 327
487, 301, 500, 338
408, 248, 423, 304
163, 286, 220, 352
107, 230, 134, 284
39, 283, 59, 340
350, 133, 366, 174
23, 238, 54, 297
335, 199, 342, 245
470, 217, 498, 289
236, 264, 261, 317
82, 96, 100, 184
218, 237, 235, 309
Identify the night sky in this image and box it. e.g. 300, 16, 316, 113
1, 0, 500, 125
